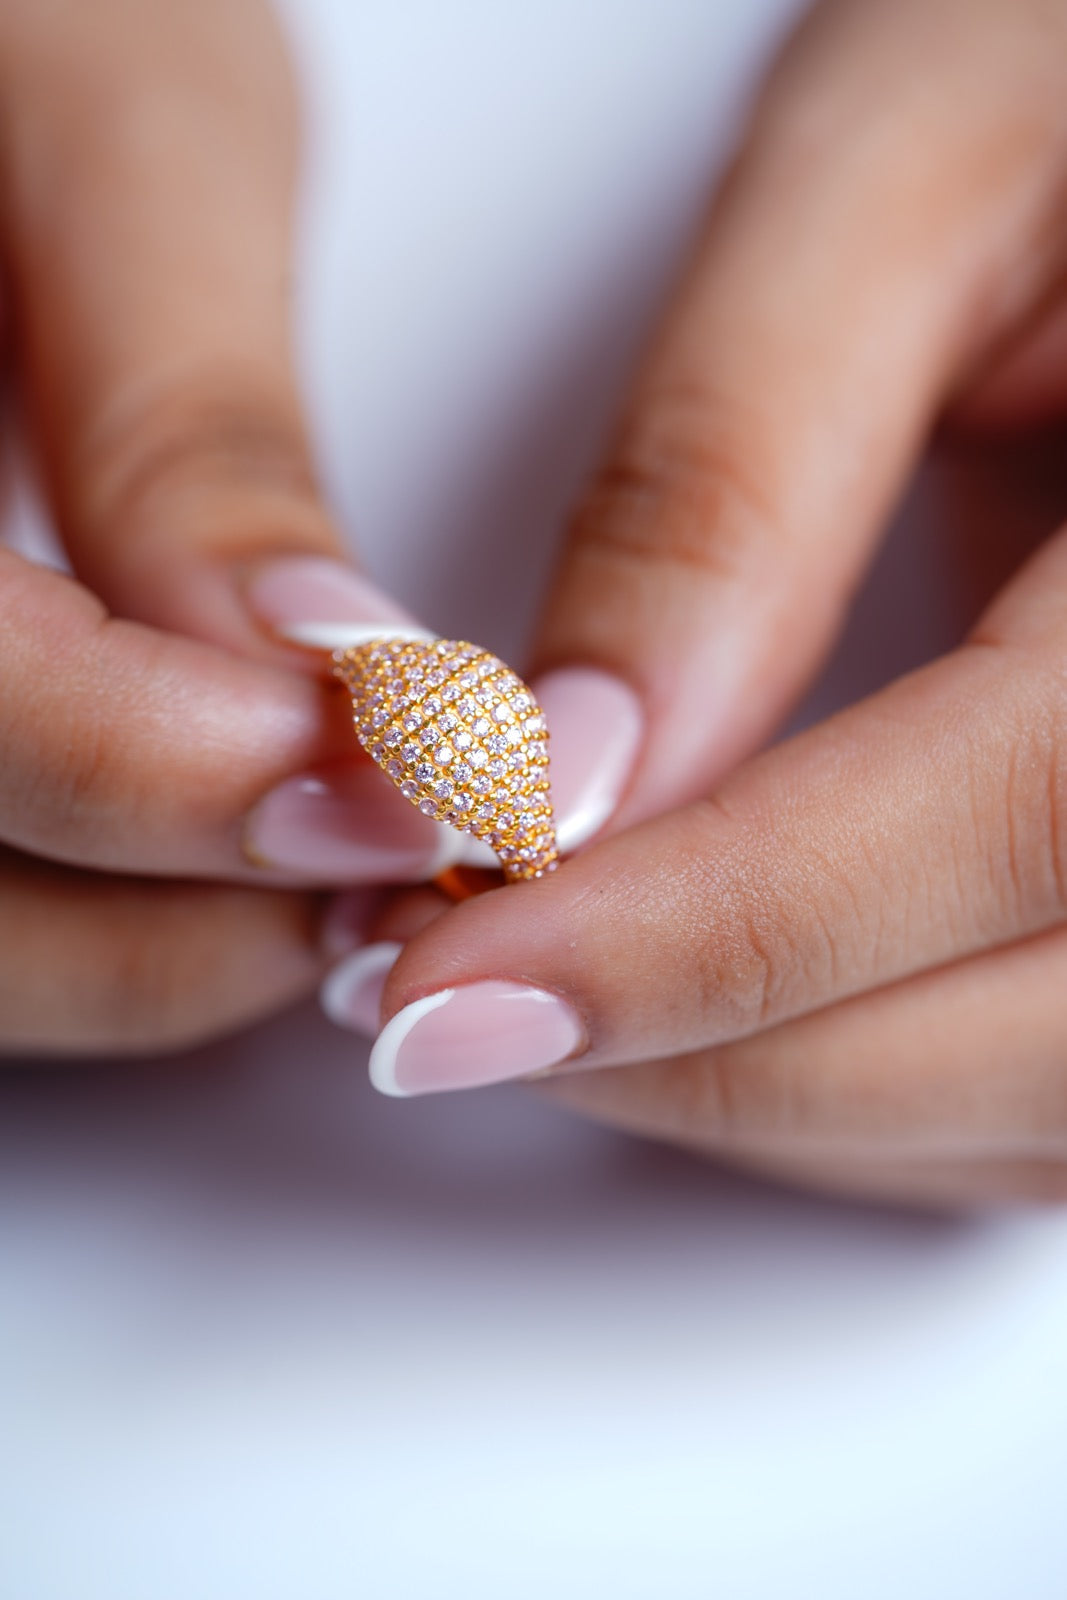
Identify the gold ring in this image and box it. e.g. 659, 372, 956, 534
332, 636, 558, 894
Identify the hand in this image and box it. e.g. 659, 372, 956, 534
331, 0, 1067, 1207
0, 0, 464, 1056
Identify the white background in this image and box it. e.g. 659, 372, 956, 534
3, 3, 1067, 1596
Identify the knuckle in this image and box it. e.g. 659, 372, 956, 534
78, 378, 320, 551
566, 381, 781, 586
678, 797, 848, 1040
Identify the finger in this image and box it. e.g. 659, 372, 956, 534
0, 846, 329, 1055
523, 0, 1067, 843
539, 924, 1067, 1173
0, 0, 410, 661
364, 516, 1067, 1092
0, 549, 460, 884
320, 885, 449, 1035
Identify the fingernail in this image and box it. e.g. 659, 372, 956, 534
245, 555, 434, 651
322, 941, 403, 1035
369, 980, 585, 1097
534, 668, 643, 852
320, 890, 383, 960
245, 764, 460, 882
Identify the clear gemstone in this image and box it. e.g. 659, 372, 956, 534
438, 713, 457, 733
525, 714, 545, 733
453, 730, 473, 751
387, 678, 404, 694
472, 717, 491, 738
520, 811, 537, 829
401, 743, 419, 765
442, 684, 460, 703
471, 776, 491, 795
495, 788, 511, 803
488, 734, 508, 755
415, 762, 435, 783
434, 778, 454, 801
420, 726, 437, 747
460, 671, 478, 687
400, 780, 418, 800
506, 725, 524, 746
434, 744, 454, 765
371, 709, 388, 728
488, 758, 506, 778
371, 742, 386, 762
424, 694, 442, 716
402, 712, 421, 732
509, 752, 526, 769
493, 703, 512, 723
477, 802, 494, 819
469, 748, 488, 768
453, 793, 472, 811
387, 759, 404, 779
418, 798, 438, 817
513, 693, 533, 712
427, 671, 445, 688
499, 811, 515, 828
458, 696, 477, 717
384, 726, 402, 748
453, 762, 473, 783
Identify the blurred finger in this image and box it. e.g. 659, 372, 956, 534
0, 0, 412, 662
0, 845, 327, 1055
0, 549, 458, 884
525, 0, 1067, 840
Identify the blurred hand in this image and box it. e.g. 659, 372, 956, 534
333, 0, 1067, 1208
0, 0, 464, 1055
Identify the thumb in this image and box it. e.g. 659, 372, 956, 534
525, 0, 1067, 847
0, 0, 413, 663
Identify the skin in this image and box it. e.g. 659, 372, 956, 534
375, 0, 1067, 1207
6, 0, 1067, 1207
0, 0, 364, 1051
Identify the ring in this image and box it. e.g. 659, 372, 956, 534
332, 636, 558, 891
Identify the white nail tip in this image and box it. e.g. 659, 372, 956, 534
555, 793, 616, 854
455, 834, 500, 870
276, 620, 437, 650
320, 942, 403, 1031
368, 988, 455, 1097
426, 822, 466, 878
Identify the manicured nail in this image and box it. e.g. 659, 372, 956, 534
245, 555, 434, 651
322, 942, 402, 1035
245, 764, 460, 882
369, 980, 585, 1097
533, 668, 643, 852
454, 666, 642, 867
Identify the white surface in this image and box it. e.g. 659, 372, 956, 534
4, 2, 1067, 1597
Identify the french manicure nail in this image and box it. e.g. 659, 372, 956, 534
322, 941, 403, 1035
533, 668, 643, 852
369, 980, 585, 1097
245, 765, 460, 882
245, 555, 434, 650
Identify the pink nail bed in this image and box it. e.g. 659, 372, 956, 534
531, 668, 643, 852
246, 555, 413, 631
246, 765, 456, 882
369, 980, 585, 1097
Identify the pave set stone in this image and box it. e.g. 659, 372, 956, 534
332, 637, 558, 882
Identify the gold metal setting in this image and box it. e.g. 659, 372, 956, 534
333, 637, 558, 883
